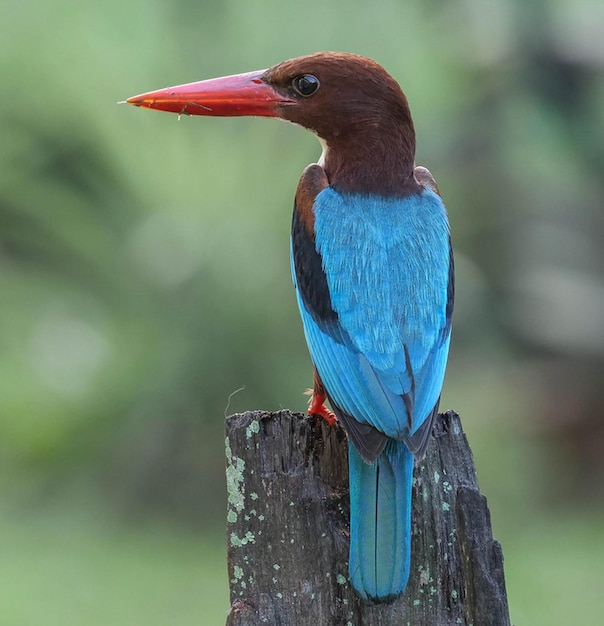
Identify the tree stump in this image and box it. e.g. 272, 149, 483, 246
224, 410, 510, 625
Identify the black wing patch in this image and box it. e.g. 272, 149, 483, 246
331, 402, 389, 464
415, 165, 454, 348
440, 240, 455, 346
406, 398, 440, 460
291, 164, 338, 327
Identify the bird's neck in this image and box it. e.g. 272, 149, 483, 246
321, 120, 420, 197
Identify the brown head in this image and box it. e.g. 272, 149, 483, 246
127, 52, 419, 196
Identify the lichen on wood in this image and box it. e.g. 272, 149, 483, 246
224, 410, 510, 626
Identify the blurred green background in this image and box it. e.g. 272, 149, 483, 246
1, 0, 603, 623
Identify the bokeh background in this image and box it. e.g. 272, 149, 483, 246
1, 0, 603, 623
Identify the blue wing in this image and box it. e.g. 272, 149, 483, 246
290, 165, 453, 602
291, 183, 452, 456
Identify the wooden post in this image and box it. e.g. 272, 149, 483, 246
224, 410, 510, 626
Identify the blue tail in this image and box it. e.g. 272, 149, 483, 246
348, 439, 414, 603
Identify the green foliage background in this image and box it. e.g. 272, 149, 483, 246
1, 0, 603, 623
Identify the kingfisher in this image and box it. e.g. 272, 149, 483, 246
127, 52, 453, 604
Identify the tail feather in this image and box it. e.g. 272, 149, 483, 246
348, 439, 414, 603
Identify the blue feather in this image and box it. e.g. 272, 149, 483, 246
348, 440, 414, 603
300, 187, 451, 438
291, 185, 452, 601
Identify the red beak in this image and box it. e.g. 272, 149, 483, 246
126, 69, 295, 117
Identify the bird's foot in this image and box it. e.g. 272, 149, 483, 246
306, 389, 337, 426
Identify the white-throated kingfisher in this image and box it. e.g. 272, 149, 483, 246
127, 52, 454, 604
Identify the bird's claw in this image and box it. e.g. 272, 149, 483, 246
307, 390, 337, 426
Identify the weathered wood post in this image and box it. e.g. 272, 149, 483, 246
225, 410, 510, 625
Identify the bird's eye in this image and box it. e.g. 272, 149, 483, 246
292, 74, 320, 97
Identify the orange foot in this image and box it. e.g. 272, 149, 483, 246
306, 368, 337, 426
308, 392, 337, 426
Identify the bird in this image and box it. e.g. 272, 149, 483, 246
127, 52, 454, 604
